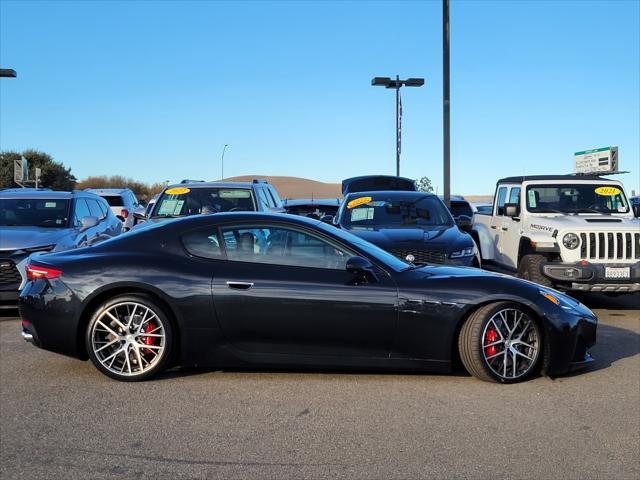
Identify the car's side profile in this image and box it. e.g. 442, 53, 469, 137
19, 213, 596, 383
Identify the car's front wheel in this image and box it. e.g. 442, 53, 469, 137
458, 302, 542, 383
86, 294, 174, 381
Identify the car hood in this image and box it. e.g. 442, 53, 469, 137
0, 227, 70, 251
345, 225, 470, 249
526, 214, 638, 232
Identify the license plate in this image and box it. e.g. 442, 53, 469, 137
605, 267, 630, 279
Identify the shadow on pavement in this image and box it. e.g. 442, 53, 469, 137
572, 292, 640, 311
0, 309, 19, 320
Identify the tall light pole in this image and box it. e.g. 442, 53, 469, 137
372, 76, 425, 176
443, 0, 451, 208
221, 144, 228, 180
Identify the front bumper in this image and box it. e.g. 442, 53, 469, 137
541, 260, 640, 292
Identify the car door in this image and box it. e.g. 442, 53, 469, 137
207, 223, 398, 358
499, 186, 522, 269
490, 186, 508, 262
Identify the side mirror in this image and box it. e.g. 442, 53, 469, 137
633, 204, 640, 218
80, 216, 99, 231
504, 203, 519, 218
456, 214, 472, 231
320, 214, 334, 224
346, 256, 378, 283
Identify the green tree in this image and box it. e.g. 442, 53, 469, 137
416, 176, 434, 193
0, 150, 76, 190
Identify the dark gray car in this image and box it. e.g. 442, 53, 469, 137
0, 188, 122, 308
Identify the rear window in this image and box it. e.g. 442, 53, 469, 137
102, 195, 124, 207
449, 201, 473, 218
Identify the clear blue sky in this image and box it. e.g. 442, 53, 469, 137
1, 0, 639, 195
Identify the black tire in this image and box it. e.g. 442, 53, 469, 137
517, 254, 553, 287
85, 294, 174, 381
458, 302, 543, 383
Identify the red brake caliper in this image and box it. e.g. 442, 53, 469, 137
485, 328, 498, 357
142, 321, 157, 355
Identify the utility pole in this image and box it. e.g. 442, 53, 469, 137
221, 144, 228, 180
443, 0, 451, 208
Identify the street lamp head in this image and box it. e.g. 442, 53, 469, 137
371, 77, 392, 87
404, 78, 425, 87
0, 69, 17, 78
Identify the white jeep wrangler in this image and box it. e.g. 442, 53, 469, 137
472, 174, 640, 293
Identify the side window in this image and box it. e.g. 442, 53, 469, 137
87, 199, 103, 220
267, 185, 283, 208
129, 191, 139, 206
221, 226, 350, 270
256, 188, 272, 210
508, 187, 521, 206
97, 200, 109, 218
182, 227, 223, 259
496, 187, 508, 216
74, 199, 91, 226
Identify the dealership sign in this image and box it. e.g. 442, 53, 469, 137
574, 146, 618, 174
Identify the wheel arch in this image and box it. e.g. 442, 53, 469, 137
75, 283, 182, 362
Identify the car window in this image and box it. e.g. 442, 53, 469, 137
86, 199, 103, 220
154, 187, 255, 217
102, 195, 124, 207
256, 188, 272, 210
343, 194, 453, 227
221, 225, 351, 270
74, 199, 92, 226
449, 201, 473, 218
267, 185, 283, 208
508, 187, 521, 207
0, 198, 71, 228
496, 187, 508, 215
182, 228, 223, 259
97, 199, 109, 218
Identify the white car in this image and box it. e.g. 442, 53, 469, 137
85, 188, 141, 231
472, 174, 640, 293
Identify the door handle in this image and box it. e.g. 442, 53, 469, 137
226, 281, 254, 290
490, 226, 497, 230
501, 227, 508, 231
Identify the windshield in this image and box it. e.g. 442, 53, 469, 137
526, 184, 629, 214
153, 187, 256, 218
342, 194, 453, 228
0, 198, 71, 228
449, 201, 473, 218
314, 221, 410, 272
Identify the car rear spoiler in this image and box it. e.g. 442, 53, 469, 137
341, 175, 416, 195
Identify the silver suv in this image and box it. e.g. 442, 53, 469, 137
85, 188, 141, 231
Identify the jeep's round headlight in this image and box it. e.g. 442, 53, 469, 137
563, 233, 579, 250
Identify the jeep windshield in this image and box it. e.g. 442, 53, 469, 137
0, 198, 71, 228
152, 187, 255, 218
526, 184, 630, 214
343, 194, 453, 228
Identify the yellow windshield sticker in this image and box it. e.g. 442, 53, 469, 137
595, 186, 621, 196
347, 196, 372, 209
165, 187, 191, 195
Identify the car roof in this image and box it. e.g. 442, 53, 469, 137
85, 188, 131, 195
345, 190, 435, 199
497, 174, 613, 184
0, 189, 75, 199
152, 211, 321, 232
164, 180, 270, 190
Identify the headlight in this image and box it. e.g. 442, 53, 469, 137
562, 233, 579, 250
450, 246, 475, 258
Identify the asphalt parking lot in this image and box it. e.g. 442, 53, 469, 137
1, 294, 638, 480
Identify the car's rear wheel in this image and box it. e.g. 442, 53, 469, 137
86, 295, 173, 381
458, 302, 542, 383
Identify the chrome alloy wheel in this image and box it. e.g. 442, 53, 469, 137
90, 302, 166, 377
481, 308, 540, 380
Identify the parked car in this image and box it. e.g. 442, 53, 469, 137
134, 179, 285, 227
85, 188, 141, 231
132, 192, 160, 227
330, 190, 480, 267
472, 174, 640, 293
0, 189, 122, 308
20, 212, 596, 383
283, 198, 340, 219
439, 195, 475, 221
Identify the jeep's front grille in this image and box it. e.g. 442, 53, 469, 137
0, 260, 22, 286
389, 249, 448, 264
578, 231, 640, 260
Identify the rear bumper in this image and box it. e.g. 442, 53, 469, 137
541, 260, 640, 292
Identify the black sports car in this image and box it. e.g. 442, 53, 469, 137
332, 191, 480, 267
19, 212, 596, 383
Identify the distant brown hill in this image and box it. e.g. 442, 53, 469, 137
223, 175, 342, 200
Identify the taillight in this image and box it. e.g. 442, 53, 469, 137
121, 209, 129, 219
26, 264, 63, 281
